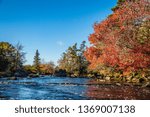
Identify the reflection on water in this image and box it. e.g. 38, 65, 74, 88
0, 77, 150, 100
86, 81, 150, 100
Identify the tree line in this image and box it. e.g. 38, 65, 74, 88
0, 42, 54, 77
0, 41, 89, 78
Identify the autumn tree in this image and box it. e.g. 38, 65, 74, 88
112, 0, 126, 12
24, 65, 36, 74
0, 42, 26, 77
84, 0, 150, 79
40, 61, 55, 75
0, 42, 16, 73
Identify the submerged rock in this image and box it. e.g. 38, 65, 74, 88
28, 74, 39, 78
9, 77, 17, 80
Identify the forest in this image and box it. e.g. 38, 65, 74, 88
0, 0, 150, 85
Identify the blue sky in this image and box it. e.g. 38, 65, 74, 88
0, 0, 117, 65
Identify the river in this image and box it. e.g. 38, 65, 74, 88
0, 76, 150, 100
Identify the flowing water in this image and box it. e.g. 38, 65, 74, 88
0, 76, 150, 100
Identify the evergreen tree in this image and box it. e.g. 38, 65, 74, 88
58, 41, 88, 77
78, 41, 89, 76
33, 50, 41, 73
58, 43, 79, 76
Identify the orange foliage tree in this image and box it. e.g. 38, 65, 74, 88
84, 0, 150, 78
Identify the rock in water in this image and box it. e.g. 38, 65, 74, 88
142, 82, 150, 88
9, 77, 17, 80
105, 76, 110, 81
116, 83, 121, 86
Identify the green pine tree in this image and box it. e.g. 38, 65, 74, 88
33, 50, 41, 74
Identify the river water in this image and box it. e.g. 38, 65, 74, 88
0, 76, 150, 100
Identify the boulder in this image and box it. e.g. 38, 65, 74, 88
105, 76, 111, 81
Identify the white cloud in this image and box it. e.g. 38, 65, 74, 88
57, 41, 64, 46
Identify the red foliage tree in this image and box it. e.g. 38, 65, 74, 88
85, 0, 150, 76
